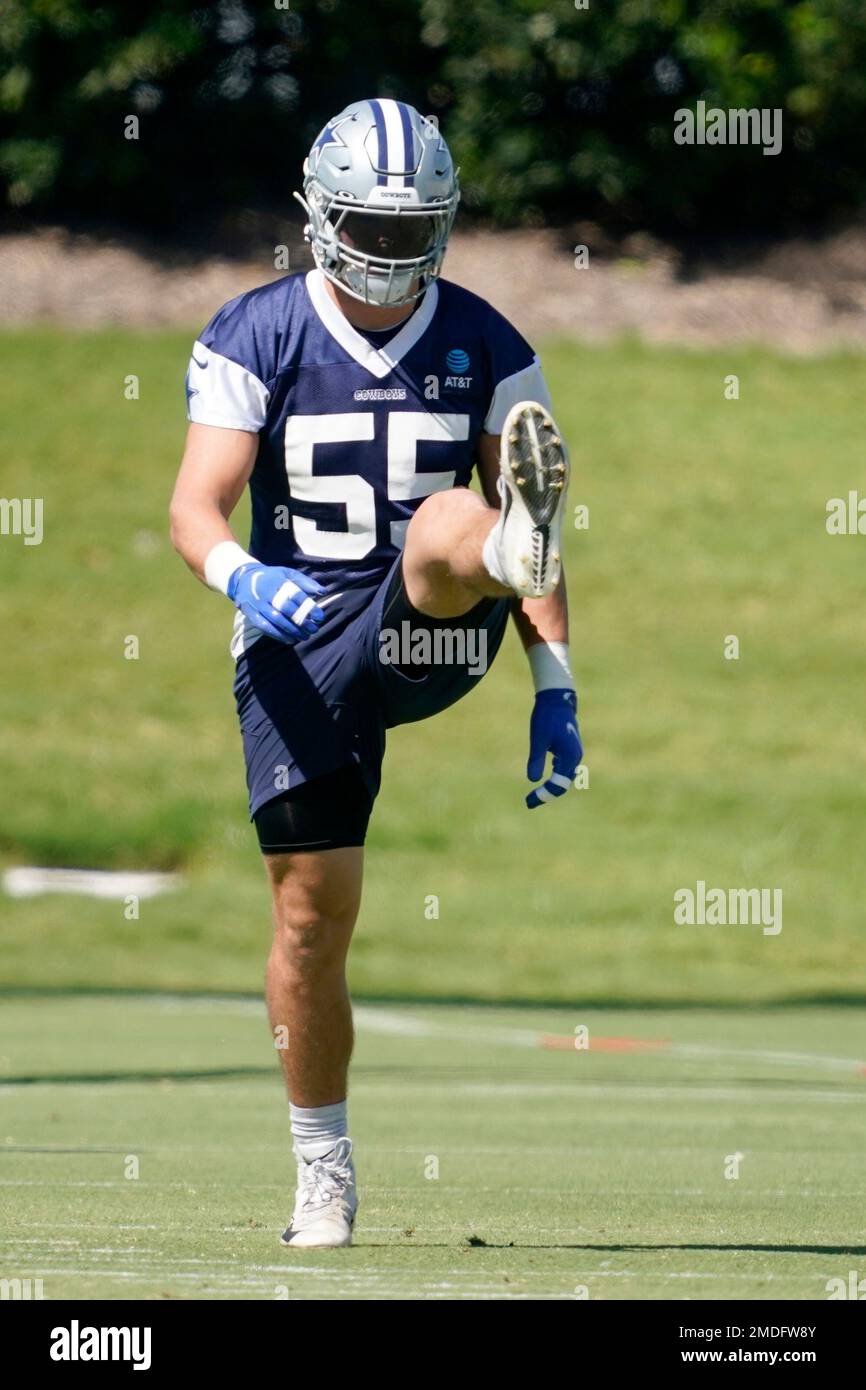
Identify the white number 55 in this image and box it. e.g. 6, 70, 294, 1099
284, 411, 469, 560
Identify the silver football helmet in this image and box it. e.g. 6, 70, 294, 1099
295, 98, 460, 307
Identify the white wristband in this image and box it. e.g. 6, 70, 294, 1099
203, 540, 255, 596
527, 641, 575, 693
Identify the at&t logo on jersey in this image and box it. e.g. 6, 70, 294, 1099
445, 347, 471, 389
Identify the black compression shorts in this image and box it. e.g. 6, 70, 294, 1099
252, 764, 374, 854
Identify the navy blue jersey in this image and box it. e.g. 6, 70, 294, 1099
186, 269, 551, 654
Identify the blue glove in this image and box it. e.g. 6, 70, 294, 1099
227, 562, 326, 646
526, 689, 583, 809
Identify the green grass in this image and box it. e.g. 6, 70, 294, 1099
1, 330, 865, 1002
0, 996, 863, 1300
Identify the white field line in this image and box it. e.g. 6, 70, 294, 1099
0, 1256, 817, 1295
3, 1141, 856, 1157
0, 1263, 832, 1297
9, 1206, 866, 1236
1, 1235, 849, 1275
145, 996, 866, 1075
0, 1269, 585, 1299
7, 1223, 159, 1231
29, 991, 863, 1076
0, 1258, 828, 1283
354, 1079, 866, 1103
353, 1005, 540, 1048
669, 1042, 866, 1073
2, 997, 863, 1088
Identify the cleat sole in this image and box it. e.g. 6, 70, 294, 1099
498, 402, 570, 597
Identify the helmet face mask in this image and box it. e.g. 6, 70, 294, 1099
296, 99, 460, 307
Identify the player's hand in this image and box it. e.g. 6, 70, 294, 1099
526, 689, 583, 809
227, 563, 326, 645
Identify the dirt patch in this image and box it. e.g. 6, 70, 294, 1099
1, 222, 865, 353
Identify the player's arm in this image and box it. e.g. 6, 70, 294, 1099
170, 423, 257, 583
169, 422, 325, 645
477, 431, 583, 808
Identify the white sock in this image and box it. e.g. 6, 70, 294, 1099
290, 1100, 348, 1163
481, 524, 509, 587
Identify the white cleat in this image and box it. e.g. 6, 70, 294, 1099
280, 1137, 357, 1249
492, 400, 570, 598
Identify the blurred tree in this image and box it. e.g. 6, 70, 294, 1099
426, 0, 866, 230
0, 0, 426, 231
1, 0, 865, 233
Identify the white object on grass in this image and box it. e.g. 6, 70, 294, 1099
2, 867, 181, 900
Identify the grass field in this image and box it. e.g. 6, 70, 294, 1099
1, 994, 864, 1300
1, 329, 865, 1003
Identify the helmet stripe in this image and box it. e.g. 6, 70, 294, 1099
368, 98, 389, 185
396, 101, 416, 186
378, 98, 409, 187
368, 99, 422, 186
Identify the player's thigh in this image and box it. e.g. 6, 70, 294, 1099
370, 556, 509, 729
265, 845, 364, 967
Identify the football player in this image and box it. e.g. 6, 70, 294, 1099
170, 98, 582, 1248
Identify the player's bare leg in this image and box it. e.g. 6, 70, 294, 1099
403, 401, 569, 619
265, 847, 361, 1104
264, 846, 363, 1248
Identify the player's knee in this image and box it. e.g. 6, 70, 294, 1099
410, 486, 483, 538
272, 899, 351, 983
405, 490, 489, 586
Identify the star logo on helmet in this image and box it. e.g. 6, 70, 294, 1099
310, 112, 357, 171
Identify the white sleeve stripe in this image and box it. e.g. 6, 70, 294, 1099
484, 356, 553, 435
186, 404, 264, 431
549, 772, 574, 790
185, 340, 270, 433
